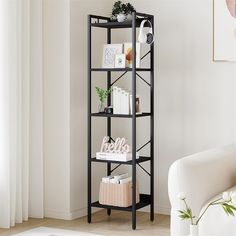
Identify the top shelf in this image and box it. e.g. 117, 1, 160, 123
90, 12, 153, 29
91, 18, 144, 29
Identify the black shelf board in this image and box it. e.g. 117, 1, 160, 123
91, 156, 151, 165
91, 18, 144, 29
91, 112, 151, 118
91, 194, 151, 212
91, 68, 151, 72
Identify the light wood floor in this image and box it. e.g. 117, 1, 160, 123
0, 210, 170, 236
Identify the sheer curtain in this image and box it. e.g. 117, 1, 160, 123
0, 0, 44, 228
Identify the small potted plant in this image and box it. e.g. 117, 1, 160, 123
111, 1, 126, 22
95, 87, 112, 113
178, 191, 236, 236
124, 3, 136, 21
111, 1, 135, 22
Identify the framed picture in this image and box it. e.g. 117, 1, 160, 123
115, 54, 126, 68
102, 44, 123, 68
214, 0, 236, 61
124, 42, 141, 68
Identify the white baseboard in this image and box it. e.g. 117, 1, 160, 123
155, 205, 170, 215
45, 204, 170, 220
44, 207, 101, 220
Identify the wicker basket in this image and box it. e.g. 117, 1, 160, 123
99, 181, 140, 207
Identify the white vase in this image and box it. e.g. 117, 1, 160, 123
117, 13, 126, 22
189, 224, 198, 236
126, 14, 132, 21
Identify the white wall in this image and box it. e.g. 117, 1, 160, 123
128, 0, 236, 213
44, 0, 236, 219
43, 0, 71, 219
70, 0, 112, 218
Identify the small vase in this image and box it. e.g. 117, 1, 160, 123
189, 224, 198, 236
98, 102, 105, 113
117, 13, 126, 22
126, 14, 132, 21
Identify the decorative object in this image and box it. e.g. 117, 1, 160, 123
124, 42, 141, 68
13, 227, 102, 236
117, 13, 126, 22
102, 44, 123, 68
178, 192, 236, 236
96, 136, 139, 162
100, 136, 130, 153
95, 87, 112, 113
115, 54, 126, 68
214, 0, 236, 61
104, 106, 113, 114
111, 1, 135, 22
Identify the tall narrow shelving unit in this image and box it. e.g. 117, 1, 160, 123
87, 12, 154, 230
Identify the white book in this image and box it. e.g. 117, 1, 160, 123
119, 177, 132, 184
120, 89, 126, 114
96, 152, 140, 162
124, 91, 129, 115
129, 94, 133, 114
116, 87, 122, 114
113, 86, 118, 114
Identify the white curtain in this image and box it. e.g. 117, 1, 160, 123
0, 0, 44, 228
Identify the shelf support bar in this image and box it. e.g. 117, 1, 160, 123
141, 50, 151, 61
137, 140, 151, 152
110, 164, 122, 173
136, 73, 151, 87
111, 71, 128, 86
137, 163, 151, 176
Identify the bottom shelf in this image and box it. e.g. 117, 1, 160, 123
91, 194, 151, 212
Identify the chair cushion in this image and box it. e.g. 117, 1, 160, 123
199, 185, 236, 236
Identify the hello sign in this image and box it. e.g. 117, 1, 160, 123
100, 136, 131, 154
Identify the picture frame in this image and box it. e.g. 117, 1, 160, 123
115, 54, 126, 68
124, 42, 141, 68
102, 44, 123, 68
213, 0, 236, 61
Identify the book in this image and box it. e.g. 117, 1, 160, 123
96, 152, 140, 162
113, 86, 118, 114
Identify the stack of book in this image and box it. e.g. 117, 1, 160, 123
113, 86, 141, 115
96, 151, 139, 162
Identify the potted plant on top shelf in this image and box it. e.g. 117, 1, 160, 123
111, 1, 136, 22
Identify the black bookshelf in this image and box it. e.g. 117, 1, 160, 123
87, 12, 154, 230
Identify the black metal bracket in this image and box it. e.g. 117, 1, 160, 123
137, 163, 151, 176
110, 164, 122, 173
110, 51, 151, 87
136, 73, 151, 87
137, 140, 151, 152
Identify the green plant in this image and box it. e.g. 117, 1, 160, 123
178, 192, 236, 225
124, 3, 135, 15
95, 87, 112, 103
111, 1, 135, 18
111, 1, 124, 17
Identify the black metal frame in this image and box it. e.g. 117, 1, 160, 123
87, 12, 154, 230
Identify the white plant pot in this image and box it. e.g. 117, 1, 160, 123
189, 224, 198, 236
126, 14, 132, 21
117, 13, 126, 22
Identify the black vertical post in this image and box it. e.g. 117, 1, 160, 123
87, 15, 92, 223
107, 27, 112, 216
150, 15, 155, 222
131, 11, 137, 230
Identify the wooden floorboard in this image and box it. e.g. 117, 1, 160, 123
0, 210, 170, 236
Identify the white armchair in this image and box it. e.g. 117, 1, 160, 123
168, 144, 236, 236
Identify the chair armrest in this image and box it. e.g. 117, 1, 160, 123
168, 144, 236, 236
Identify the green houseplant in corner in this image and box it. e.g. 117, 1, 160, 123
95, 87, 112, 113
178, 191, 236, 236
